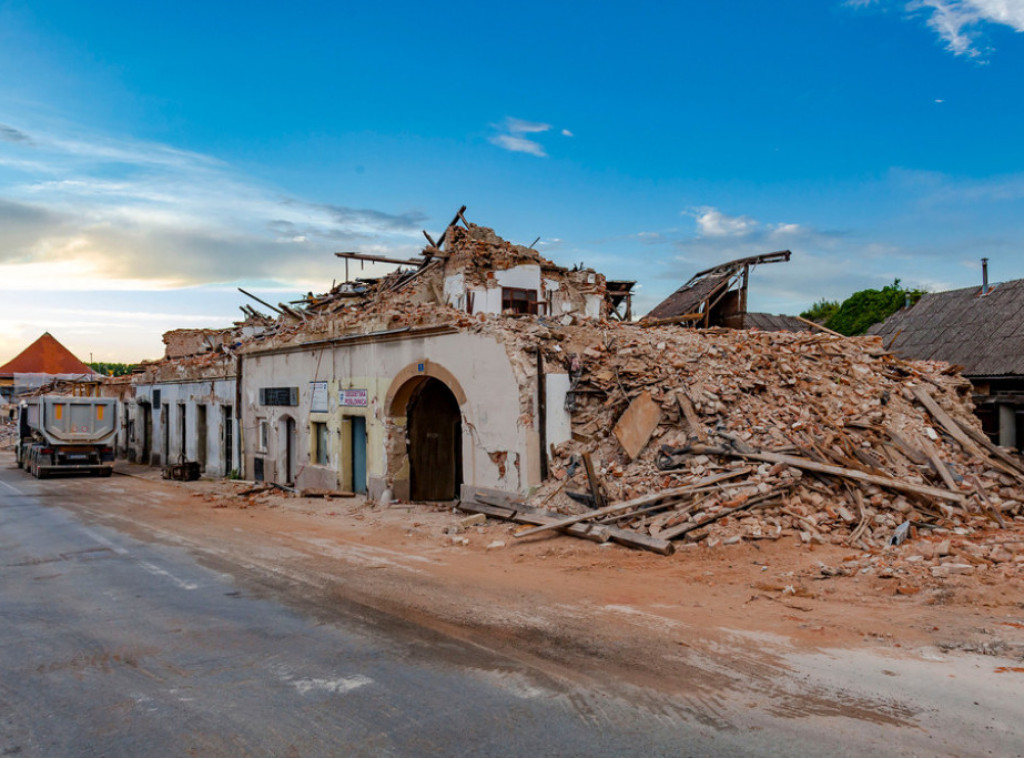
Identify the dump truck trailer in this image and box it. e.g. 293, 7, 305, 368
16, 395, 117, 478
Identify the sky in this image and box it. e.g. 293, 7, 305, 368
2, 0, 1024, 362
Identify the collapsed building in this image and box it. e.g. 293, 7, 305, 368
100, 210, 1023, 560
235, 214, 608, 499
123, 323, 271, 475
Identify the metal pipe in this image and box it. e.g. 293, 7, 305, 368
982, 257, 989, 294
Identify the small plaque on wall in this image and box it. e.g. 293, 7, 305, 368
339, 389, 368, 407
310, 381, 328, 413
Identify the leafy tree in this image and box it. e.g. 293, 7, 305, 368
799, 298, 840, 323
87, 362, 138, 377
824, 279, 925, 336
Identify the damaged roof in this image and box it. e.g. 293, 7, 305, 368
645, 251, 791, 322
869, 278, 1024, 377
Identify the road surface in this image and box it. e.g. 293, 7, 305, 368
2, 460, 1022, 756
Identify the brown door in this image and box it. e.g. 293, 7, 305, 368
408, 378, 462, 501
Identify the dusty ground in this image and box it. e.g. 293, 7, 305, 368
29, 452, 1020, 690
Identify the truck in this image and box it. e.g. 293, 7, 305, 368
16, 395, 117, 478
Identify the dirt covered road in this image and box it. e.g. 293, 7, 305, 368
9, 452, 1024, 755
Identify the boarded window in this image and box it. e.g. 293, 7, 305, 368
501, 287, 539, 315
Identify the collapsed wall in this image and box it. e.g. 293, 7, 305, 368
471, 316, 1024, 553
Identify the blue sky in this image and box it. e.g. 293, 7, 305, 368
2, 0, 1024, 361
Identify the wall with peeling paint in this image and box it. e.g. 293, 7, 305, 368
240, 330, 530, 499
130, 379, 238, 476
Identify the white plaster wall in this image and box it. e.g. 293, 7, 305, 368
476, 286, 502, 314
241, 331, 528, 497
443, 272, 465, 309
494, 265, 541, 292
584, 294, 603, 319
461, 265, 543, 315
545, 373, 573, 448
132, 379, 237, 475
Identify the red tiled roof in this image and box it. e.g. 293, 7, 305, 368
0, 333, 96, 376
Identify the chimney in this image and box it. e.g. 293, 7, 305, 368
982, 257, 989, 295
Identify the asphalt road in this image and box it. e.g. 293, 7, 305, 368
3, 461, 1023, 757
0, 464, 751, 758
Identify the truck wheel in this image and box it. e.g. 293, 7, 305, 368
102, 468, 113, 478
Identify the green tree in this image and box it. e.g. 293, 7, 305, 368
87, 362, 138, 377
799, 298, 840, 323
824, 280, 925, 336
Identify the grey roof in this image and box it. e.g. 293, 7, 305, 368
743, 312, 811, 332
868, 278, 1024, 377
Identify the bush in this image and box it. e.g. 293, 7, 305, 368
824, 280, 925, 336
800, 298, 840, 323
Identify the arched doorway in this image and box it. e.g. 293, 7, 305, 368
406, 378, 463, 501
277, 415, 296, 485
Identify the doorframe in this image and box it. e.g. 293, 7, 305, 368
385, 362, 468, 502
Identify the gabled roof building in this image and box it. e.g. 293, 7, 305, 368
0, 332, 100, 401
870, 267, 1024, 448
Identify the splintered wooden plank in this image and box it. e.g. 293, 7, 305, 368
613, 390, 662, 460
464, 496, 674, 555
676, 390, 706, 442
910, 385, 987, 460
953, 416, 1024, 480
736, 450, 966, 503
581, 451, 608, 509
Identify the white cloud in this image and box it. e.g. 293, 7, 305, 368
489, 133, 548, 157
857, 1, 1024, 57
689, 206, 761, 237
770, 222, 804, 237
505, 117, 551, 134
0, 119, 427, 290
488, 116, 573, 157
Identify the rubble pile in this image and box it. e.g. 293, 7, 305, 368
494, 322, 1024, 556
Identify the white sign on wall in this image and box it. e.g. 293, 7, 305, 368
310, 381, 329, 413
339, 388, 368, 407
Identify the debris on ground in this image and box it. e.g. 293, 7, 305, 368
464, 323, 1024, 569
